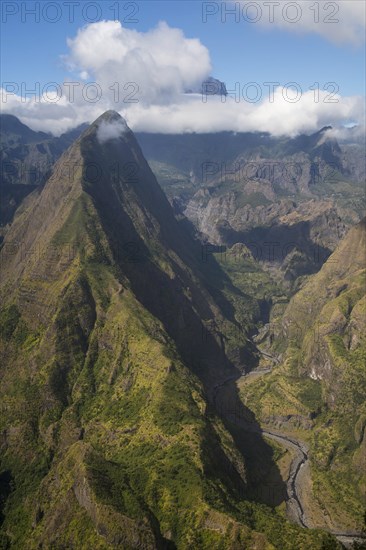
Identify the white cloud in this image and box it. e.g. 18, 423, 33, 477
2, 84, 363, 138
234, 0, 366, 46
0, 86, 106, 134
1, 19, 364, 137
96, 118, 129, 143
123, 88, 364, 136
64, 20, 212, 104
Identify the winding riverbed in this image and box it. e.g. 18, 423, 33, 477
212, 370, 366, 548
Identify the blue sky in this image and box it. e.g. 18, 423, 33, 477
1, 1, 365, 135
2, 1, 365, 94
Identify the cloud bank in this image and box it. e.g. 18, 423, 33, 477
2, 83, 363, 138
1, 19, 364, 137
124, 89, 365, 137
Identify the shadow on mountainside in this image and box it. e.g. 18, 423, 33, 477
80, 122, 287, 512
212, 374, 287, 509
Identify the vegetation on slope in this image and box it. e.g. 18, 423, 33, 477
0, 112, 343, 549
237, 221, 366, 531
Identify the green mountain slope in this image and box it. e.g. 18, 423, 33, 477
240, 219, 366, 531
0, 111, 340, 549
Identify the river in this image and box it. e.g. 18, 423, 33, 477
212, 370, 366, 549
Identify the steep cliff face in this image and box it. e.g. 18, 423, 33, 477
137, 128, 364, 288
0, 111, 246, 548
0, 112, 342, 549
282, 219, 366, 528
185, 191, 350, 286
282, 218, 366, 380
241, 220, 366, 530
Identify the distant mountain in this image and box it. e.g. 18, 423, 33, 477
0, 114, 50, 145
136, 128, 364, 289
136, 126, 364, 227
185, 76, 228, 96
136, 126, 348, 189
0, 116, 88, 227
1, 115, 364, 290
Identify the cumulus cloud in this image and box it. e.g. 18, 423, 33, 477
1, 19, 364, 137
96, 118, 129, 143
64, 20, 212, 104
234, 0, 366, 46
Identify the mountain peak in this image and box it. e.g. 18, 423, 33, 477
82, 110, 130, 144
319, 125, 333, 133
93, 110, 125, 124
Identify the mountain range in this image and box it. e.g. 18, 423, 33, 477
0, 111, 364, 549
2, 114, 364, 290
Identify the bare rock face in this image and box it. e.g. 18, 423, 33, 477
263, 414, 314, 431
184, 188, 349, 285
134, 125, 364, 292
185, 76, 228, 96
